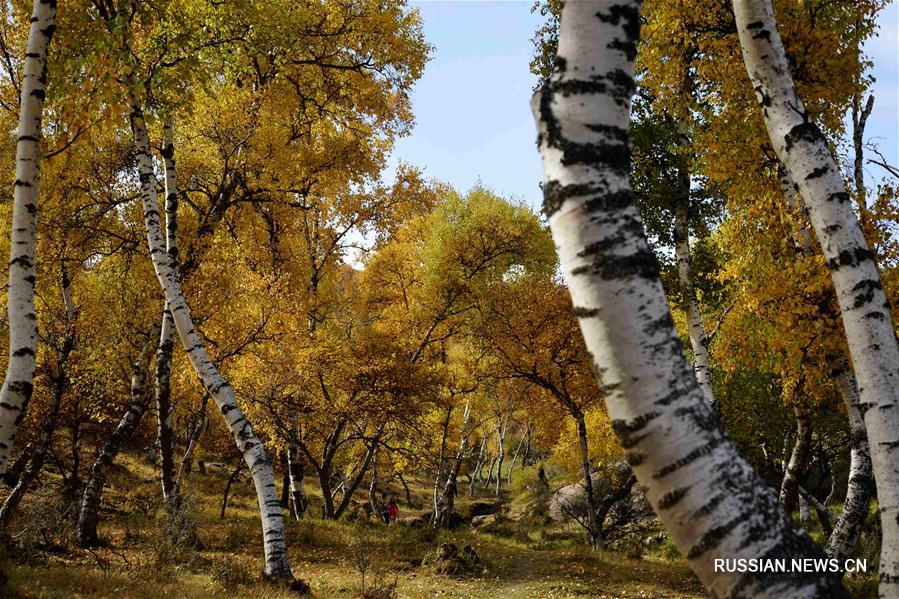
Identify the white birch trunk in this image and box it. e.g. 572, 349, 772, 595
673, 203, 714, 407
779, 150, 873, 562
827, 362, 874, 563
0, 0, 57, 474
532, 1, 846, 595
733, 2, 899, 591
129, 104, 292, 580
779, 402, 811, 512
156, 120, 179, 506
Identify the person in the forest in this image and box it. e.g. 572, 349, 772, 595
387, 496, 399, 523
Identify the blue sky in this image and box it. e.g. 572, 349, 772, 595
385, 0, 899, 211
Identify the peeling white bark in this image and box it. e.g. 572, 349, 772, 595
734, 1, 899, 591
532, 1, 846, 596
0, 0, 57, 474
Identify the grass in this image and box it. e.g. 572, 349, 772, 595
1, 453, 705, 598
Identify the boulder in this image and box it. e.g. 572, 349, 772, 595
471, 514, 497, 529
426, 542, 482, 575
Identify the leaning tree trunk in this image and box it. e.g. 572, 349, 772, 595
779, 155, 873, 563
129, 103, 292, 580
0, 268, 74, 529
734, 2, 899, 590
0, 0, 57, 474
827, 362, 874, 563
155, 120, 180, 508
779, 401, 812, 512
532, 1, 847, 596
77, 331, 156, 547
507, 423, 529, 484
673, 200, 714, 407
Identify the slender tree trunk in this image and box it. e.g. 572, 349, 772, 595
129, 103, 291, 580
398, 474, 412, 506
852, 93, 874, 234
433, 407, 452, 514
76, 331, 156, 547
576, 413, 601, 549
826, 363, 874, 563
483, 455, 496, 490
175, 396, 207, 488
155, 120, 180, 508
333, 428, 382, 520
533, 2, 846, 595
470, 438, 486, 498
368, 444, 380, 520
220, 465, 243, 520
279, 452, 290, 509
673, 201, 714, 407
779, 401, 812, 512
495, 413, 507, 497
0, 269, 74, 528
734, 2, 899, 591
0, 0, 57, 474
287, 445, 308, 520
507, 423, 529, 484
434, 404, 471, 528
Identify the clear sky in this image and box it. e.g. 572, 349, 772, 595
385, 0, 899, 212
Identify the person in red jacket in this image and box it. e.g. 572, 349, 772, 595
386, 496, 399, 523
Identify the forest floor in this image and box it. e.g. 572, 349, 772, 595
1, 452, 854, 598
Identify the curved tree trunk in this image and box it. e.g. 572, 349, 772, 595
827, 363, 874, 563
0, 269, 75, 528
734, 1, 899, 591
532, 2, 847, 596
0, 0, 57, 474
155, 120, 180, 508
77, 331, 156, 547
779, 401, 812, 512
129, 103, 292, 580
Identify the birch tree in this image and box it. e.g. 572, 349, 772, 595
733, 0, 899, 591
129, 102, 294, 581
155, 120, 180, 510
0, 0, 57, 473
532, 1, 846, 595
77, 326, 157, 547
